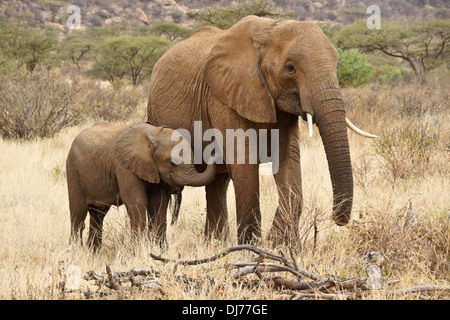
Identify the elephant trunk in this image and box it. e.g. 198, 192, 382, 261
174, 162, 216, 187
313, 88, 353, 226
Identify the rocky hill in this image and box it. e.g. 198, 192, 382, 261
0, 0, 448, 30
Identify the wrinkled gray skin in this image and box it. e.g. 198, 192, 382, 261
66, 122, 215, 250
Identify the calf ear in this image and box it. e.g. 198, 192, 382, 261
114, 125, 160, 184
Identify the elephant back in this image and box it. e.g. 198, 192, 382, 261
147, 28, 224, 131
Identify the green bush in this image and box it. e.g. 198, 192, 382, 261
169, 11, 184, 23
377, 67, 411, 85
337, 48, 373, 87
0, 65, 83, 140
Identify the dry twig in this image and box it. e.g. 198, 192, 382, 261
105, 265, 121, 291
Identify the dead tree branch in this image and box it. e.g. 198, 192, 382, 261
105, 265, 121, 291
150, 244, 322, 281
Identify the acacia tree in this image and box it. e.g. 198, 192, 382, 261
60, 27, 121, 70
335, 19, 450, 75
149, 22, 193, 42
90, 35, 171, 86
60, 33, 94, 70
195, 0, 293, 30
0, 22, 58, 71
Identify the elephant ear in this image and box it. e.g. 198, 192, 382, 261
204, 16, 277, 123
114, 124, 160, 184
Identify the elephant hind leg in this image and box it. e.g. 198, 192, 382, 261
70, 205, 88, 246
68, 182, 88, 246
87, 205, 110, 251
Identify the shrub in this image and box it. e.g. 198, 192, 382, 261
374, 122, 439, 185
377, 67, 411, 85
350, 203, 449, 278
337, 48, 373, 87
169, 11, 184, 23
343, 72, 449, 133
0, 65, 83, 140
79, 81, 146, 123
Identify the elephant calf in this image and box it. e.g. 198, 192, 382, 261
66, 122, 215, 250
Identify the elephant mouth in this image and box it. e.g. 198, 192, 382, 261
172, 186, 184, 194
164, 178, 184, 192
171, 184, 183, 193
301, 111, 377, 139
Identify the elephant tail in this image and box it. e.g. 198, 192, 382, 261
170, 191, 182, 225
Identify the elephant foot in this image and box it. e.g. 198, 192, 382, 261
331, 196, 352, 226
267, 214, 300, 249
156, 238, 169, 253
267, 232, 301, 253
332, 213, 350, 226
237, 224, 262, 245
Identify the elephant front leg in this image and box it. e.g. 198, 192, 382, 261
269, 115, 302, 245
149, 184, 171, 246
229, 164, 261, 244
117, 168, 149, 237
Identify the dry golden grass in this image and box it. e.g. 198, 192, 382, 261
0, 78, 448, 300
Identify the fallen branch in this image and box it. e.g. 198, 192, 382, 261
150, 244, 322, 281
150, 244, 288, 265
231, 262, 304, 279
291, 291, 363, 300
256, 273, 368, 292
105, 265, 121, 291
383, 285, 450, 297
85, 268, 159, 282
131, 278, 166, 296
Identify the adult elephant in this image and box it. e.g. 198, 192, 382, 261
147, 16, 375, 244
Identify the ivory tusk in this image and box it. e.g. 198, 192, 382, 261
307, 113, 313, 138
345, 118, 378, 138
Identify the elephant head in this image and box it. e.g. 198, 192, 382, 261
204, 16, 375, 226
115, 123, 216, 191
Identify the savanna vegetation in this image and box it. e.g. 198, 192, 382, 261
0, 0, 448, 300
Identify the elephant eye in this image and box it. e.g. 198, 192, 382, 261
285, 62, 296, 74
170, 161, 178, 168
